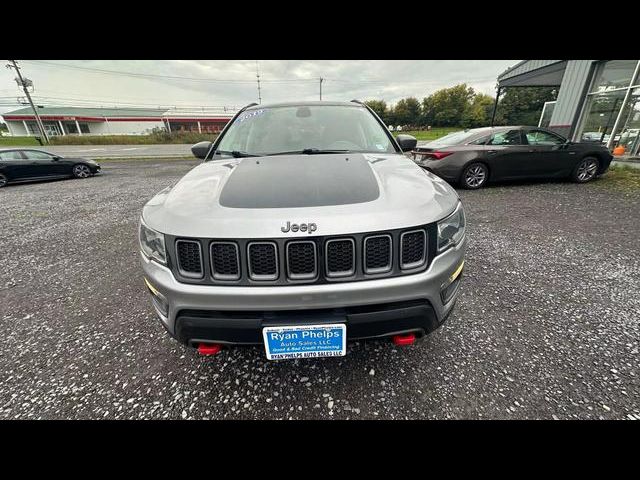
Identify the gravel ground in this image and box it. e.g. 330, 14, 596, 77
1, 160, 639, 420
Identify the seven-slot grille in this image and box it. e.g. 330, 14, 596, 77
172, 225, 432, 285
175, 240, 203, 278
326, 238, 355, 277
248, 242, 278, 280
286, 241, 317, 280
364, 235, 392, 274
400, 230, 427, 269
210, 242, 240, 280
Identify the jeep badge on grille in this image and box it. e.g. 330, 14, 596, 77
281, 221, 317, 234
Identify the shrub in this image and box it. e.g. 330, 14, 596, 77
49, 129, 218, 145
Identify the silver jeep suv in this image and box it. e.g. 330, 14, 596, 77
139, 101, 466, 360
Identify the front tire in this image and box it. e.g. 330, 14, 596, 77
0, 173, 7, 188
72, 164, 92, 179
461, 162, 489, 189
571, 157, 599, 183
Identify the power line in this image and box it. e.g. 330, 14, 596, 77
20, 60, 318, 84
14, 87, 235, 107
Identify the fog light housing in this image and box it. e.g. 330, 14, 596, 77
144, 277, 169, 318
440, 261, 464, 304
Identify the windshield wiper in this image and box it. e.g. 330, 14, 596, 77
265, 148, 352, 156
214, 150, 256, 158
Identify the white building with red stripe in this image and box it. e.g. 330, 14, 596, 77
0, 106, 236, 137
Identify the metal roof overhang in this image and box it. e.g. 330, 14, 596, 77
498, 61, 567, 88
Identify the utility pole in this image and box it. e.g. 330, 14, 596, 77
256, 60, 262, 104
7, 60, 49, 143
319, 77, 324, 101
490, 85, 502, 127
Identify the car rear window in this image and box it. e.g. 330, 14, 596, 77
428, 130, 482, 146
0, 151, 22, 160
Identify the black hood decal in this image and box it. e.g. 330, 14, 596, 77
219, 154, 380, 208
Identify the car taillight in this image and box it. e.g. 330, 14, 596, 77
429, 151, 453, 160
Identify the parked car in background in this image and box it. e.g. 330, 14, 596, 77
581, 131, 611, 144
0, 149, 100, 188
412, 126, 613, 189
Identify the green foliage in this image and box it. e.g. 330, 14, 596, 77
494, 87, 558, 126
393, 97, 422, 127
369, 83, 557, 130
0, 136, 41, 146
49, 128, 218, 145
364, 100, 388, 122
393, 128, 461, 141
422, 84, 476, 127
462, 93, 495, 128
599, 163, 640, 191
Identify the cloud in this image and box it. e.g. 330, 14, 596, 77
0, 60, 519, 115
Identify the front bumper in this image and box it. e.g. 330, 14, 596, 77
141, 236, 466, 345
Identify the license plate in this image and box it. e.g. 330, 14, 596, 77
262, 324, 346, 360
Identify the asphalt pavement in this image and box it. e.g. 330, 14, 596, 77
0, 159, 638, 419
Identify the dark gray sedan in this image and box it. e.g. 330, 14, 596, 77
412, 126, 613, 189
0, 148, 100, 188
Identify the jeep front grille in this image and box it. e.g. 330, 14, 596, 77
325, 238, 355, 277
167, 224, 435, 286
248, 242, 278, 280
286, 241, 317, 280
210, 242, 240, 280
400, 230, 427, 269
364, 234, 392, 274
175, 240, 203, 278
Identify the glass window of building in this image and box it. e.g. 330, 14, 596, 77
579, 89, 627, 143
590, 60, 638, 93
538, 101, 555, 128
578, 60, 640, 154
615, 87, 640, 155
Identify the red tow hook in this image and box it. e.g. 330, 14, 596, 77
198, 343, 223, 356
392, 333, 416, 346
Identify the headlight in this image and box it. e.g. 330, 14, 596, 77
437, 202, 465, 252
139, 218, 166, 265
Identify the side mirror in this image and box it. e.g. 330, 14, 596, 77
396, 134, 418, 152
52, 156, 61, 161
191, 141, 214, 160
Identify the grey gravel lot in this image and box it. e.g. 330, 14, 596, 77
1, 160, 639, 420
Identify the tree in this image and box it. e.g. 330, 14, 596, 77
422, 84, 475, 127
364, 100, 388, 122
495, 87, 558, 126
461, 93, 495, 128
393, 97, 421, 127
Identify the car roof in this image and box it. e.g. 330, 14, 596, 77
460, 126, 530, 134
447, 126, 555, 138
0, 148, 52, 154
245, 100, 363, 110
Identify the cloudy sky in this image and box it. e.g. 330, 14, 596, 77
0, 60, 519, 115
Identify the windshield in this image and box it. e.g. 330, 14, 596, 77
429, 130, 483, 146
214, 105, 397, 157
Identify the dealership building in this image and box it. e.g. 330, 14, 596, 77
0, 106, 235, 137
497, 60, 640, 157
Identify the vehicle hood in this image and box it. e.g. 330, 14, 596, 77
142, 153, 459, 238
